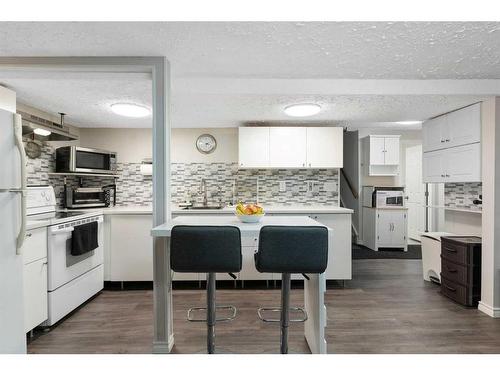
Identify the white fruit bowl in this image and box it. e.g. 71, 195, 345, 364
235, 213, 265, 223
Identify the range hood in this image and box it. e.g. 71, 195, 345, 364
19, 111, 79, 141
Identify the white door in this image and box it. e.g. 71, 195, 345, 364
405, 145, 425, 240
423, 116, 447, 152
306, 127, 343, 168
384, 137, 400, 165
369, 136, 386, 165
446, 104, 481, 148
445, 143, 481, 183
269, 127, 307, 168
238, 127, 270, 168
377, 211, 393, 246
423, 150, 445, 183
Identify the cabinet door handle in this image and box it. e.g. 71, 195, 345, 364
445, 139, 450, 142
440, 139, 445, 143
441, 174, 445, 177
445, 174, 450, 177
309, 163, 311, 167
302, 163, 305, 167
25, 232, 32, 238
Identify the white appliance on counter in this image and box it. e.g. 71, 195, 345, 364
362, 186, 405, 208
0, 101, 27, 353
26, 186, 104, 326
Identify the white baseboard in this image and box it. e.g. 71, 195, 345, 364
152, 334, 175, 353
478, 301, 500, 318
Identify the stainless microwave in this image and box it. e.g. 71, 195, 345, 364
56, 146, 117, 175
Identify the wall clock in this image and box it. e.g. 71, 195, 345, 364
25, 140, 42, 159
196, 134, 217, 154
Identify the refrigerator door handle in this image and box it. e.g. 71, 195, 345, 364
13, 113, 27, 254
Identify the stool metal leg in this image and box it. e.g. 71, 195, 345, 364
280, 273, 291, 354
207, 272, 216, 354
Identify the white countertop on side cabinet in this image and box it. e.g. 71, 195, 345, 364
87, 205, 353, 215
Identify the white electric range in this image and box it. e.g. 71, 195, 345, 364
26, 186, 104, 326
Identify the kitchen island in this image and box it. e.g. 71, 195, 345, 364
151, 215, 330, 354
88, 204, 352, 283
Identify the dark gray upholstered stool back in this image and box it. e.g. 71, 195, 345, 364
254, 225, 328, 354
169, 225, 242, 354
255, 225, 328, 274
170, 225, 242, 273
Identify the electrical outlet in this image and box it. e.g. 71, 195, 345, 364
306, 180, 315, 192
279, 181, 287, 192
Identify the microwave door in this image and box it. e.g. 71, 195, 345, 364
75, 150, 111, 174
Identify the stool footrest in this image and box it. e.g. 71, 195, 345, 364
187, 305, 237, 322
257, 307, 308, 323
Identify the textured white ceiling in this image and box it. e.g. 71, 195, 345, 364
0, 22, 498, 128
1, 22, 500, 79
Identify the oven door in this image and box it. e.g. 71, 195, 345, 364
73, 147, 116, 174
47, 216, 104, 292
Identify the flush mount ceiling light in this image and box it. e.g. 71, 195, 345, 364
284, 103, 322, 117
395, 121, 422, 125
33, 128, 51, 136
111, 103, 150, 118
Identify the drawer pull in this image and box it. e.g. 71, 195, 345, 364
445, 248, 457, 253
445, 266, 457, 273
25, 233, 32, 238
444, 284, 456, 292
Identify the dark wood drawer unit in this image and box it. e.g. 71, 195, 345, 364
440, 236, 482, 307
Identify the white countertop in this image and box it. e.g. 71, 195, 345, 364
86, 204, 353, 215
152, 215, 330, 237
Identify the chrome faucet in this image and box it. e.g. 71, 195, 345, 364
199, 178, 208, 206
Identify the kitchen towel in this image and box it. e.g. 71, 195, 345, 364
71, 221, 98, 256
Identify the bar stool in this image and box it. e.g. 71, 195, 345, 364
170, 225, 242, 354
254, 225, 328, 354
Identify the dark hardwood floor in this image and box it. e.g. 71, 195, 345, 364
28, 259, 500, 354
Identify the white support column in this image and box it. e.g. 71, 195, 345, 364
152, 58, 174, 351
478, 97, 500, 318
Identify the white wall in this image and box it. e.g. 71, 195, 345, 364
79, 128, 152, 163
479, 97, 500, 317
78, 127, 238, 164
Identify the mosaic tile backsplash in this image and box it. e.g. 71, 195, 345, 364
444, 182, 482, 211
171, 163, 340, 206
25, 143, 340, 208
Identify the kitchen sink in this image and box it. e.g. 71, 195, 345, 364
181, 205, 224, 210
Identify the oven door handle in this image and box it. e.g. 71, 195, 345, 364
51, 227, 75, 235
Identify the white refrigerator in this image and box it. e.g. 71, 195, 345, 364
0, 102, 28, 353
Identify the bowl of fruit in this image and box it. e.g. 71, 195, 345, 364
235, 202, 265, 223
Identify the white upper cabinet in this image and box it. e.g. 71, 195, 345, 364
383, 136, 400, 165
238, 127, 270, 168
446, 103, 481, 148
423, 143, 481, 183
239, 126, 343, 169
422, 103, 482, 183
364, 135, 400, 176
269, 127, 307, 168
369, 136, 386, 165
306, 127, 343, 168
422, 103, 481, 152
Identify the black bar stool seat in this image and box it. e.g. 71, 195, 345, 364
254, 225, 328, 354
170, 225, 242, 354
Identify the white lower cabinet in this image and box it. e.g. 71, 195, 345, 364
362, 208, 407, 251
107, 214, 154, 281
22, 227, 48, 333
104, 211, 352, 282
